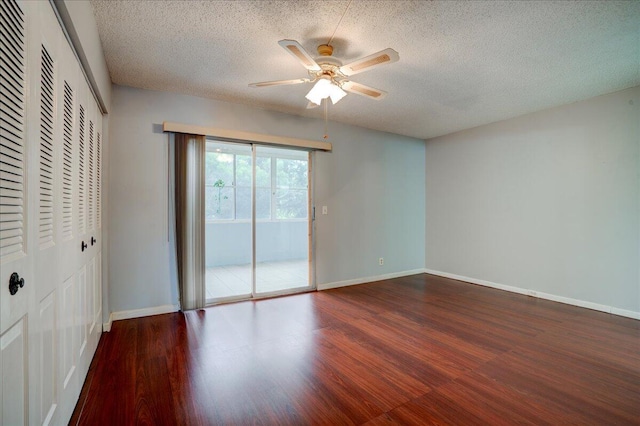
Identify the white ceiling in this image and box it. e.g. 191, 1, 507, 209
91, 0, 640, 140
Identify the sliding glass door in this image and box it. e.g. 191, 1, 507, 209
205, 142, 253, 300
204, 140, 312, 303
255, 146, 310, 294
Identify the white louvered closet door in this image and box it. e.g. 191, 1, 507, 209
86, 100, 102, 359
0, 1, 104, 425
0, 1, 30, 424
28, 4, 65, 424
57, 31, 83, 421
76, 92, 103, 384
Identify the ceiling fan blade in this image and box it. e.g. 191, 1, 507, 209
339, 48, 399, 76
249, 78, 309, 88
278, 39, 321, 71
342, 81, 388, 100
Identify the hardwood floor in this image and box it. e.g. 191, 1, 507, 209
70, 274, 640, 425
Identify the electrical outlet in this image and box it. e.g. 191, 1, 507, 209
322, 206, 328, 215
379, 257, 384, 266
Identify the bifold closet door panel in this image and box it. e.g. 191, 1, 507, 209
1, 1, 35, 424
0, 0, 31, 336
56, 33, 86, 422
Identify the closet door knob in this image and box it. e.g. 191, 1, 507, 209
81, 241, 88, 252
9, 272, 25, 296
91, 237, 97, 246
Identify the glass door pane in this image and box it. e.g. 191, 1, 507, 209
255, 146, 310, 294
205, 141, 252, 301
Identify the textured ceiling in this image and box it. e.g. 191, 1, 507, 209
91, 0, 640, 140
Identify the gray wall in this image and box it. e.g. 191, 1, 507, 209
314, 118, 427, 285
206, 221, 308, 267
108, 85, 426, 313
425, 87, 640, 314
55, 0, 112, 112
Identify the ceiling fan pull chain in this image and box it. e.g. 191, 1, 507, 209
324, 99, 329, 139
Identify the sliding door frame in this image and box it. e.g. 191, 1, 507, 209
206, 140, 315, 305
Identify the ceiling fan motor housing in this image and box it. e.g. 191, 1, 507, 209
317, 44, 333, 56
310, 44, 344, 84
314, 44, 343, 68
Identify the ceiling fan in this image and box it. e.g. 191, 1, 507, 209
249, 40, 399, 108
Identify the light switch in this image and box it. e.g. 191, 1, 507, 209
322, 206, 328, 215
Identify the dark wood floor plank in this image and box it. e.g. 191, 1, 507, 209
478, 350, 640, 425
248, 336, 366, 425
134, 356, 177, 425
438, 371, 578, 425
350, 310, 499, 372
310, 328, 423, 412
75, 317, 139, 425
71, 274, 640, 425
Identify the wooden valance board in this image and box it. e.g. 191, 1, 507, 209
163, 121, 332, 152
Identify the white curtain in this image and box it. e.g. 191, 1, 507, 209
173, 133, 206, 310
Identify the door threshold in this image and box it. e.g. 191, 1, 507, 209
206, 286, 316, 306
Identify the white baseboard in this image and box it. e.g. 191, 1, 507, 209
318, 269, 425, 291
102, 312, 113, 332
110, 304, 180, 322
610, 307, 640, 320
423, 268, 640, 321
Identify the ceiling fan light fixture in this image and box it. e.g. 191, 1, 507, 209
305, 78, 330, 105
305, 78, 347, 106
328, 84, 347, 104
